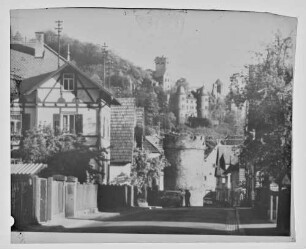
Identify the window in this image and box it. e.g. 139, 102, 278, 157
63, 73, 74, 91
54, 114, 83, 134
204, 176, 207, 181
10, 114, 22, 135
63, 114, 75, 133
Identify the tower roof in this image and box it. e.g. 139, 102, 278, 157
200, 85, 206, 95
177, 85, 186, 95
215, 79, 223, 86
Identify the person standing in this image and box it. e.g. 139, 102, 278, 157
185, 189, 191, 207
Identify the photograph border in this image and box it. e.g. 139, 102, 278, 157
1, 0, 306, 248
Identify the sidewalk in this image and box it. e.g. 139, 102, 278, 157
235, 207, 279, 236
18, 206, 151, 232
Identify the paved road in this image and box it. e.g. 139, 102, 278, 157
23, 207, 247, 235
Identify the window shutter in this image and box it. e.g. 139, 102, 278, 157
22, 113, 31, 134
75, 114, 83, 134
53, 114, 60, 135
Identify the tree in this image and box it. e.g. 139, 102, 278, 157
19, 126, 105, 183
159, 112, 177, 131
130, 148, 169, 194
144, 91, 160, 127
20, 126, 84, 163
229, 33, 293, 189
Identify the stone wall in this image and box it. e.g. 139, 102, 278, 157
164, 133, 206, 206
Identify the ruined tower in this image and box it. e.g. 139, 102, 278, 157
154, 56, 171, 91
212, 79, 223, 99
163, 133, 206, 206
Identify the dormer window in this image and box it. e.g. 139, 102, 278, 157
63, 73, 74, 91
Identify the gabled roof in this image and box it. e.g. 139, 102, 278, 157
144, 135, 164, 154
224, 163, 239, 174
11, 163, 47, 175
216, 145, 240, 166
20, 62, 120, 105
20, 71, 56, 94
10, 43, 67, 79
110, 98, 136, 164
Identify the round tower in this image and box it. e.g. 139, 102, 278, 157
199, 85, 207, 118
164, 133, 206, 206
177, 85, 186, 124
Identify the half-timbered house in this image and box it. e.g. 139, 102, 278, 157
10, 32, 120, 183
11, 61, 120, 181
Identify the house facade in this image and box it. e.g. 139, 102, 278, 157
10, 32, 119, 184
215, 144, 246, 206
203, 146, 218, 195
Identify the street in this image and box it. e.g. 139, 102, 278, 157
15, 207, 278, 235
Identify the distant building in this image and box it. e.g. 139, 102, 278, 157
195, 85, 210, 119
153, 56, 172, 92
203, 146, 218, 194
143, 134, 165, 190
171, 80, 222, 124
174, 86, 197, 124
211, 79, 224, 99
214, 144, 246, 206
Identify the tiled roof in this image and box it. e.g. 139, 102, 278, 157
11, 163, 47, 175
144, 135, 164, 154
10, 43, 66, 79
110, 98, 136, 164
20, 71, 55, 94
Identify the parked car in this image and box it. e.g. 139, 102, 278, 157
160, 190, 183, 208
203, 191, 216, 206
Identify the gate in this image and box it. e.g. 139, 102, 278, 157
39, 178, 48, 222
65, 182, 76, 217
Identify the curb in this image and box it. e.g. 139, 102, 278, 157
235, 207, 245, 235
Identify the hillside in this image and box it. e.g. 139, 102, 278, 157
43, 30, 152, 94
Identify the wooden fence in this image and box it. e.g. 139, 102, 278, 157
11, 175, 36, 228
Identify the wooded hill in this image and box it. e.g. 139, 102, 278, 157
44, 30, 153, 94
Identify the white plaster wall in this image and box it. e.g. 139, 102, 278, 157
109, 163, 131, 182
78, 108, 97, 135
100, 104, 111, 149
37, 107, 59, 128
204, 147, 217, 193
37, 75, 100, 103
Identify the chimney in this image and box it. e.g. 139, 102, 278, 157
34, 32, 45, 58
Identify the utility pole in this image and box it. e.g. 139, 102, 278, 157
101, 43, 108, 87
107, 59, 113, 89
55, 20, 63, 68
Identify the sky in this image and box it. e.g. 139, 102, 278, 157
11, 8, 297, 91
